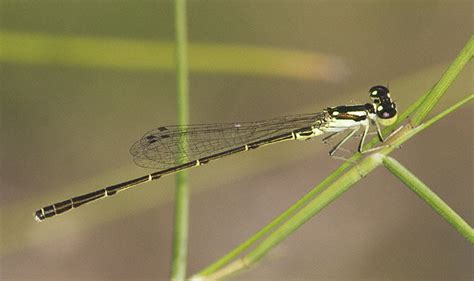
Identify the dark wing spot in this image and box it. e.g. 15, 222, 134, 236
145, 135, 159, 144
161, 134, 170, 139
158, 127, 168, 132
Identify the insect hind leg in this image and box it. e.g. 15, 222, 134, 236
322, 132, 341, 144
329, 127, 359, 156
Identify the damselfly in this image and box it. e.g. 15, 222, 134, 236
34, 85, 397, 221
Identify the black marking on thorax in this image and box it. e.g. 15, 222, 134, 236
328, 103, 374, 113
326, 103, 374, 122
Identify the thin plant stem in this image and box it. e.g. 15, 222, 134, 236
193, 36, 473, 278
192, 92, 473, 280
382, 156, 474, 244
171, 0, 189, 280
418, 94, 473, 129
410, 36, 473, 126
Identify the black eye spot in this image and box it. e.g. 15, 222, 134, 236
369, 85, 389, 97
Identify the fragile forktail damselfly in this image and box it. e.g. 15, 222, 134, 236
34, 85, 397, 221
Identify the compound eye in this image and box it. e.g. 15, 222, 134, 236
369, 85, 389, 97
376, 104, 397, 119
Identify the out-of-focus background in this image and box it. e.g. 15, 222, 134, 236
1, 1, 472, 280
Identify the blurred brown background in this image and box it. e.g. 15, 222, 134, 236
1, 1, 472, 280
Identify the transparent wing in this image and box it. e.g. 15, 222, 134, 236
130, 112, 324, 169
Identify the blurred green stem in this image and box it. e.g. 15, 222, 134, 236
0, 30, 343, 81
171, 0, 189, 280
382, 156, 474, 244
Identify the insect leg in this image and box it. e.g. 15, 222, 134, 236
360, 125, 404, 153
357, 122, 370, 153
371, 116, 385, 142
329, 127, 359, 156
322, 132, 340, 143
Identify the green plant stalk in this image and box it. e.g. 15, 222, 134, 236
196, 79, 419, 277
382, 156, 474, 244
410, 36, 473, 126
418, 94, 473, 129
244, 153, 384, 260
171, 0, 189, 280
195, 52, 473, 277
193, 93, 473, 280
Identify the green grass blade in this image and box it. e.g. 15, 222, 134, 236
193, 70, 442, 277
171, 0, 189, 280
242, 154, 384, 264
192, 37, 474, 279
419, 94, 473, 130
193, 92, 473, 280
194, 92, 474, 277
410, 36, 474, 126
382, 156, 474, 244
